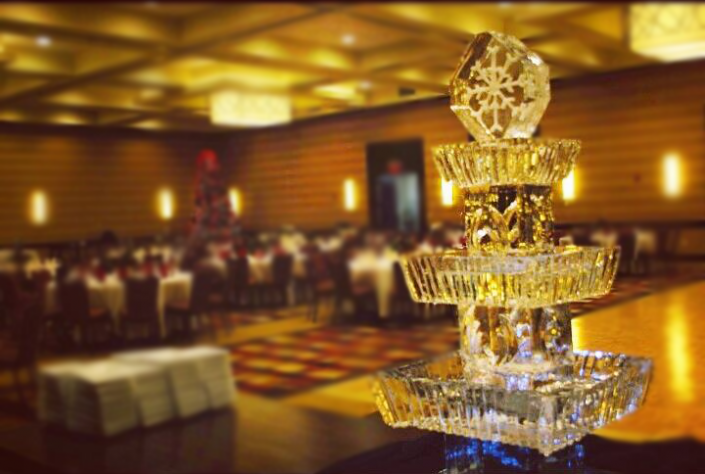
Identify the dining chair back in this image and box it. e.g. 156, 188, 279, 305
617, 230, 637, 276
393, 262, 412, 302
191, 265, 225, 314
226, 257, 249, 307
17, 301, 42, 369
58, 279, 91, 325
125, 276, 159, 322
272, 254, 293, 287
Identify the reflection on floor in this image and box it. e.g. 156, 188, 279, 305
226, 272, 704, 399
0, 272, 703, 445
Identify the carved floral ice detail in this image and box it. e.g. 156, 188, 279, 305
374, 31, 652, 456
450, 32, 550, 141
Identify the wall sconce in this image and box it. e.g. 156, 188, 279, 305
30, 190, 48, 226
663, 153, 682, 198
562, 169, 576, 202
229, 188, 241, 215
158, 188, 174, 221
441, 179, 454, 207
343, 179, 356, 211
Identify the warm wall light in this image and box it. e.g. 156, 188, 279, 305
210, 90, 291, 127
229, 188, 241, 215
562, 169, 576, 202
30, 190, 48, 226
158, 188, 174, 220
663, 153, 682, 197
36, 35, 52, 48
441, 179, 454, 206
343, 179, 356, 211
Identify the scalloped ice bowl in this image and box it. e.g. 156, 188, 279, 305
373, 350, 652, 456
400, 246, 620, 308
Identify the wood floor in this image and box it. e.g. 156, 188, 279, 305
574, 280, 705, 443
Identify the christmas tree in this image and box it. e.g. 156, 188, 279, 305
189, 149, 238, 243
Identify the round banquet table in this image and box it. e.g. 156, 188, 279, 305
44, 272, 192, 337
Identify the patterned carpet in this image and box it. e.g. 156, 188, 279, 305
230, 272, 705, 398
220, 305, 309, 327
231, 325, 458, 397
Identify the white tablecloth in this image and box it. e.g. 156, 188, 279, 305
45, 272, 192, 337
247, 254, 273, 284
348, 251, 397, 318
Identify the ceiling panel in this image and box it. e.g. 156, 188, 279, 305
0, 2, 667, 131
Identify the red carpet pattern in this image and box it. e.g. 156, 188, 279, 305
220, 305, 308, 327
231, 325, 458, 397
230, 273, 704, 397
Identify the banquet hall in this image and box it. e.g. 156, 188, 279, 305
0, 2, 703, 474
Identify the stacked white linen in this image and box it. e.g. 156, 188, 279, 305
38, 346, 236, 437
64, 361, 140, 436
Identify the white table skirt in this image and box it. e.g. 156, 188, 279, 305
348, 253, 397, 318
45, 273, 192, 338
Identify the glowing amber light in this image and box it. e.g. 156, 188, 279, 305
343, 179, 356, 211
30, 190, 48, 226
210, 90, 291, 127
229, 188, 241, 215
441, 179, 454, 206
158, 189, 174, 221
630, 4, 705, 62
562, 169, 576, 202
663, 153, 682, 197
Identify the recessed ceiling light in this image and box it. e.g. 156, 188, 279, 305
498, 2, 512, 7
36, 35, 52, 47
342, 34, 356, 46
359, 80, 372, 90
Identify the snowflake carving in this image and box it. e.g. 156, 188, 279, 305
450, 32, 550, 142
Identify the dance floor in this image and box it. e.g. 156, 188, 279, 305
229, 272, 705, 398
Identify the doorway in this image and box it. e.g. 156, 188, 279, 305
366, 139, 427, 233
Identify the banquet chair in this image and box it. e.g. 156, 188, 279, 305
0, 272, 33, 334
330, 254, 377, 324
271, 254, 294, 307
391, 262, 416, 321
57, 280, 113, 351
227, 257, 251, 309
617, 231, 637, 276
166, 265, 227, 339
305, 252, 335, 323
122, 276, 160, 344
0, 301, 42, 407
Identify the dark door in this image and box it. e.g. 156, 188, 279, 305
366, 139, 427, 233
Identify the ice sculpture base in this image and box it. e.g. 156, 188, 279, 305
373, 350, 652, 456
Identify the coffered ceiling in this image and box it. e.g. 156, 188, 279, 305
0, 2, 664, 131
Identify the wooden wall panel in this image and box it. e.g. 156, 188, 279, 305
0, 125, 218, 245
222, 59, 705, 231
222, 100, 467, 230
545, 62, 705, 223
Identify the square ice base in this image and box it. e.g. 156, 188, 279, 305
373, 350, 652, 456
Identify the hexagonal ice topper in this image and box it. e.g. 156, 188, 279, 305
450, 32, 550, 142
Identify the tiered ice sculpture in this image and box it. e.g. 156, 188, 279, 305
373, 32, 653, 456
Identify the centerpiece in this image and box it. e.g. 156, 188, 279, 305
373, 32, 652, 456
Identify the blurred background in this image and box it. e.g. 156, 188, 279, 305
0, 2, 703, 474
